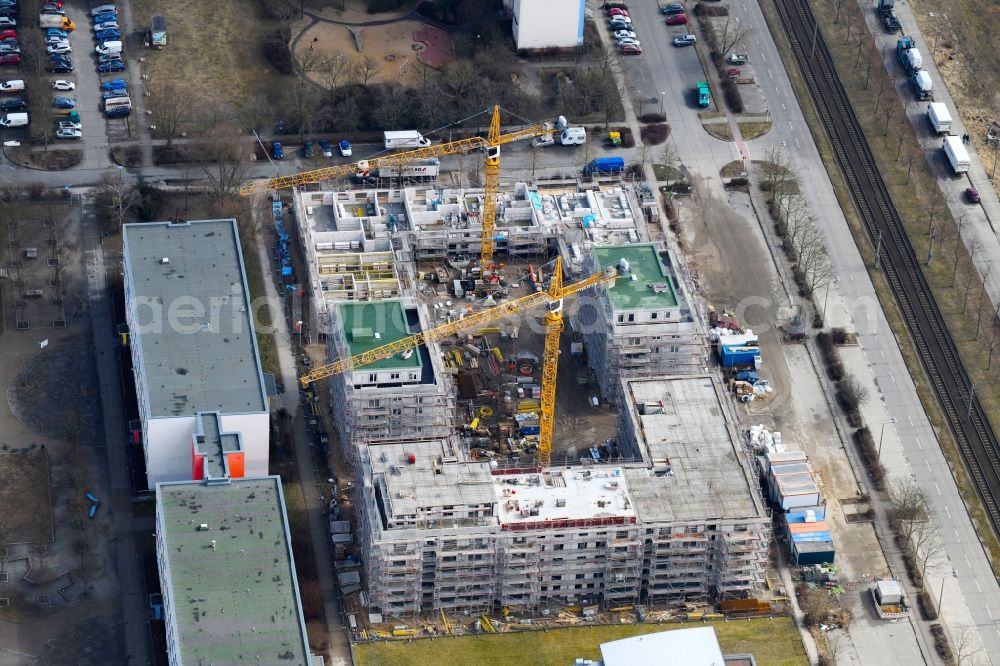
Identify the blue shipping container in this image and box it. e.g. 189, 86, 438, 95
583, 157, 625, 175
719, 344, 761, 367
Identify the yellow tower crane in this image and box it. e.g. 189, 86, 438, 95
239, 106, 554, 271
298, 258, 620, 466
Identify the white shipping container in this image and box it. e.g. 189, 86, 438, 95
927, 103, 951, 133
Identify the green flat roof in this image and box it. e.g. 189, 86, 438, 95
594, 244, 679, 311
157, 477, 310, 665
337, 301, 423, 370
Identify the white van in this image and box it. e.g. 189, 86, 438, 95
96, 41, 123, 56
558, 127, 587, 145
0, 112, 29, 127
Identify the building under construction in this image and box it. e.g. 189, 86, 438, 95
289, 180, 766, 618
352, 375, 768, 617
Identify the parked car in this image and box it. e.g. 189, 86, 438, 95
621, 43, 642, 55
0, 18, 16, 29
98, 53, 123, 64
93, 14, 118, 26
726, 53, 749, 65
45, 34, 69, 44
616, 37, 640, 47
94, 29, 120, 41
661, 3, 684, 15
53, 96, 75, 109
46, 29, 69, 39
105, 105, 129, 118
0, 78, 23, 92
93, 21, 119, 32
0, 44, 19, 55
0, 29, 16, 40
673, 34, 697, 46
0, 97, 26, 111
613, 30, 637, 40
608, 8, 629, 17
47, 60, 72, 73
58, 120, 81, 130
665, 13, 688, 25
46, 43, 72, 55
609, 18, 632, 28
56, 128, 82, 140
41, 6, 67, 16
966, 187, 981, 203
96, 60, 125, 72
52, 79, 75, 91
271, 142, 284, 160
0, 53, 21, 64
91, 3, 116, 15
304, 141, 315, 158
339, 139, 352, 157
319, 139, 332, 157
100, 78, 126, 91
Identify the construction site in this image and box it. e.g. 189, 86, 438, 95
244, 108, 775, 628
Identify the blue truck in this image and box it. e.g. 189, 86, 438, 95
583, 156, 625, 175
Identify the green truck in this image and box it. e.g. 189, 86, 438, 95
697, 81, 711, 108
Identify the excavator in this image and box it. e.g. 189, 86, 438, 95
239, 105, 559, 272
298, 258, 621, 467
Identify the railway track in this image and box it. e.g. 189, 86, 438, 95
772, 0, 1000, 531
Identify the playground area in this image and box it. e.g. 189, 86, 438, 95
299, 18, 455, 87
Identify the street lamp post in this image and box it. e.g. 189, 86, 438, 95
877, 417, 898, 461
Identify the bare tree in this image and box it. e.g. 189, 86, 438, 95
911, 517, 944, 578
718, 18, 751, 55
975, 270, 993, 339
761, 145, 791, 205
199, 123, 252, 204
835, 0, 847, 23
954, 626, 986, 666
148, 82, 191, 148
839, 375, 870, 412
95, 172, 141, 235
874, 70, 891, 113
356, 55, 383, 85
888, 478, 930, 546
798, 226, 834, 296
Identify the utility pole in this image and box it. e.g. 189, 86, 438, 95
927, 226, 935, 265
874, 229, 883, 271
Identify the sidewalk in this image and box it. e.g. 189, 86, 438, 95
253, 209, 352, 666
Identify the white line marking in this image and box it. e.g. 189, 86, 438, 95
966, 553, 972, 566
926, 459, 932, 471
782, 103, 786, 111
944, 506, 952, 518
916, 437, 922, 450
769, 69, 774, 80
976, 579, 983, 592
987, 605, 993, 619
956, 529, 962, 543
935, 482, 942, 495
794, 137, 800, 148
754, 34, 760, 45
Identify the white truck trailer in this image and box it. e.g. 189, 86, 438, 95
383, 130, 431, 150
943, 135, 970, 174
927, 102, 951, 133
532, 116, 587, 147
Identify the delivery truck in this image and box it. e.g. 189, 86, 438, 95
0, 112, 28, 127
39, 15, 75, 30
927, 102, 951, 133
383, 130, 431, 150
943, 135, 970, 174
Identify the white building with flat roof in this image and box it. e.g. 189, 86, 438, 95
123, 219, 269, 487
510, 0, 585, 51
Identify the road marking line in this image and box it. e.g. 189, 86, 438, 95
976, 579, 983, 592
944, 506, 952, 518
925, 459, 932, 471
935, 482, 942, 495
916, 437, 922, 450
754, 34, 760, 45
794, 137, 800, 148
987, 605, 993, 619
956, 529, 962, 543
966, 553, 971, 566
769, 69, 774, 79
782, 103, 786, 110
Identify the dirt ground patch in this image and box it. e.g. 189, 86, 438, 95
130, 0, 286, 125
300, 19, 441, 86
0, 451, 54, 545
4, 149, 83, 171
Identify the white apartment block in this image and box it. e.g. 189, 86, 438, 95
123, 220, 269, 488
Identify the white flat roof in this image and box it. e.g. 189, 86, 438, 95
495, 468, 636, 525
601, 627, 726, 666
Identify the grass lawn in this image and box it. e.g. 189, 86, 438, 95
355, 618, 807, 666
738, 121, 772, 140
130, 0, 286, 124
